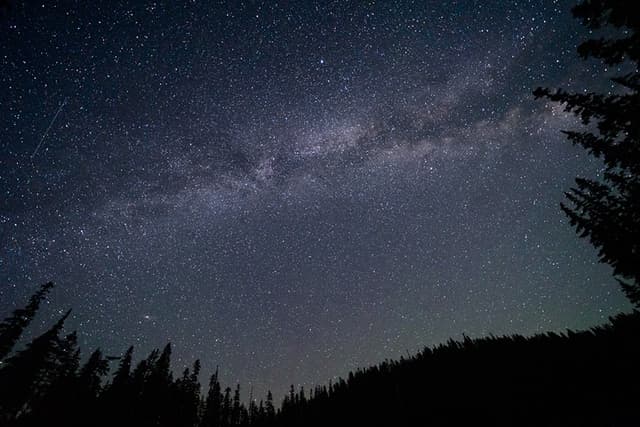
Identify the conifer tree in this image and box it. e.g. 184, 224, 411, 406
0, 282, 54, 361
256, 400, 265, 426
75, 348, 110, 425
112, 346, 134, 391
239, 405, 249, 427
20, 330, 80, 427
132, 348, 158, 391
128, 348, 162, 427
143, 344, 173, 427
202, 367, 222, 427
248, 387, 258, 425
231, 384, 241, 426
188, 360, 202, 419
101, 346, 134, 427
534, 0, 640, 305
78, 348, 110, 397
0, 309, 70, 422
221, 387, 232, 427
264, 390, 275, 423
49, 331, 80, 390
174, 359, 201, 427
153, 343, 173, 385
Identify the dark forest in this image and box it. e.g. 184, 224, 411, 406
1, 282, 639, 427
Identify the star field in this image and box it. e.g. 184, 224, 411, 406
0, 1, 631, 399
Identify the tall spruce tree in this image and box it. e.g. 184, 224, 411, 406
534, 0, 640, 305
248, 387, 257, 425
202, 367, 222, 427
187, 360, 202, 425
78, 349, 110, 397
173, 360, 201, 427
25, 330, 81, 427
111, 346, 134, 391
0, 309, 71, 422
130, 349, 159, 427
144, 344, 173, 427
231, 384, 241, 426
101, 346, 135, 427
75, 348, 110, 425
221, 387, 232, 427
0, 282, 54, 361
264, 390, 275, 423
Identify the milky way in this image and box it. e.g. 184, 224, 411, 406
0, 1, 631, 398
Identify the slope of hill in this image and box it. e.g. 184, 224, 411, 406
274, 311, 640, 427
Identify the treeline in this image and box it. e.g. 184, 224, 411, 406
1, 282, 639, 427
0, 282, 272, 427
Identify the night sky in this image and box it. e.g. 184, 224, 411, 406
0, 1, 632, 399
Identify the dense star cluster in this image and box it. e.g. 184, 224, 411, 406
0, 1, 631, 398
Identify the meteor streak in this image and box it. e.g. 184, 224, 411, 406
31, 97, 69, 159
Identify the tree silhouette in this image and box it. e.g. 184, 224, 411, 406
534, 0, 640, 306
0, 282, 53, 361
264, 390, 275, 424
75, 348, 110, 425
174, 359, 202, 427
231, 384, 241, 426
0, 309, 70, 423
202, 367, 222, 427
78, 348, 110, 396
139, 344, 174, 427
26, 330, 80, 427
112, 345, 134, 391
101, 346, 134, 427
221, 386, 232, 427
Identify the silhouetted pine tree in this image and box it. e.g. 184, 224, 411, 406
112, 345, 134, 390
189, 360, 202, 423
173, 359, 201, 427
239, 404, 249, 427
264, 390, 275, 425
143, 344, 174, 427
132, 348, 158, 392
154, 343, 173, 383
0, 282, 53, 361
23, 331, 80, 427
78, 349, 109, 396
255, 400, 265, 426
221, 387, 232, 427
51, 331, 80, 382
130, 348, 159, 427
100, 346, 134, 427
231, 384, 241, 426
534, 0, 640, 305
248, 387, 258, 425
0, 309, 70, 423
75, 348, 110, 425
201, 367, 222, 427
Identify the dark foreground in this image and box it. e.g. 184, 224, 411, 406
1, 284, 638, 427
